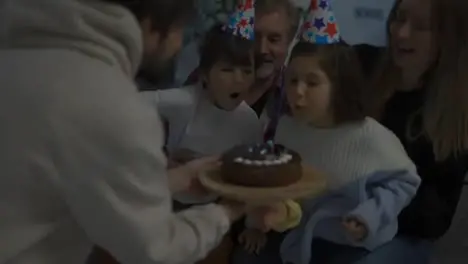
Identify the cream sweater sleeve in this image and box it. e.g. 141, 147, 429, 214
51, 76, 229, 264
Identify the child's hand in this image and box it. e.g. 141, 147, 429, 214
342, 216, 368, 242
248, 203, 289, 232
238, 228, 267, 255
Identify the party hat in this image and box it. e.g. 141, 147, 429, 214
299, 0, 340, 44
222, 0, 255, 40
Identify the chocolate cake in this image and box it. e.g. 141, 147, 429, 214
221, 142, 302, 187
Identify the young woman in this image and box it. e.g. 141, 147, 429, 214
357, 0, 468, 263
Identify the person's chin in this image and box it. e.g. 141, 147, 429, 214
291, 109, 309, 122
214, 101, 238, 111
224, 102, 241, 111
256, 63, 276, 79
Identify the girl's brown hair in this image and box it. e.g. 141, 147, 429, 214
368, 0, 468, 160
290, 41, 366, 124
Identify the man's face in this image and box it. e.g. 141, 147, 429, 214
255, 9, 292, 80
140, 18, 184, 77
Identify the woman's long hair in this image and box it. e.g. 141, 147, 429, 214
368, 0, 468, 160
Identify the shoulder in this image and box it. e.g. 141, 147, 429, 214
39, 51, 142, 120
158, 85, 198, 108
147, 85, 199, 119
45, 55, 164, 148
358, 118, 416, 171
0, 49, 165, 155
361, 118, 404, 146
157, 85, 198, 104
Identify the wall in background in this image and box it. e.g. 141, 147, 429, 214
173, 0, 238, 87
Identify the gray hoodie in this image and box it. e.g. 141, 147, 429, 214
0, 0, 229, 264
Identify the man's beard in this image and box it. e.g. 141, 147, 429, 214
255, 55, 276, 80
138, 51, 174, 85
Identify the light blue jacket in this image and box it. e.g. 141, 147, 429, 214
280, 169, 420, 264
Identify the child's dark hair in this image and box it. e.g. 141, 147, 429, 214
199, 24, 254, 74
290, 41, 366, 124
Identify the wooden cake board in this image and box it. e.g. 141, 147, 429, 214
200, 165, 327, 205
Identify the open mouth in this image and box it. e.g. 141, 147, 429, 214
256, 55, 274, 69
260, 60, 274, 67
256, 55, 273, 63
230, 92, 241, 99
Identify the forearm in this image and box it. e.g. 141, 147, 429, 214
157, 205, 231, 263
167, 167, 186, 193
65, 177, 231, 264
348, 172, 420, 241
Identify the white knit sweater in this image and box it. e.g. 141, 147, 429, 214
276, 116, 417, 190
276, 116, 421, 264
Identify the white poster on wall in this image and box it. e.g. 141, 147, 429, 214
293, 0, 395, 46
330, 0, 395, 46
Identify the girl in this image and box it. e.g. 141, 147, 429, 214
278, 41, 420, 264
232, 1, 421, 263
357, 0, 468, 262
140, 2, 260, 206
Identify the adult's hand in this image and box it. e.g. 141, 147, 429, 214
168, 156, 220, 195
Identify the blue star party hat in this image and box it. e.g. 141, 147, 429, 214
222, 0, 254, 40
299, 0, 341, 44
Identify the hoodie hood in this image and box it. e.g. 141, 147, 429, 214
0, 0, 142, 76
